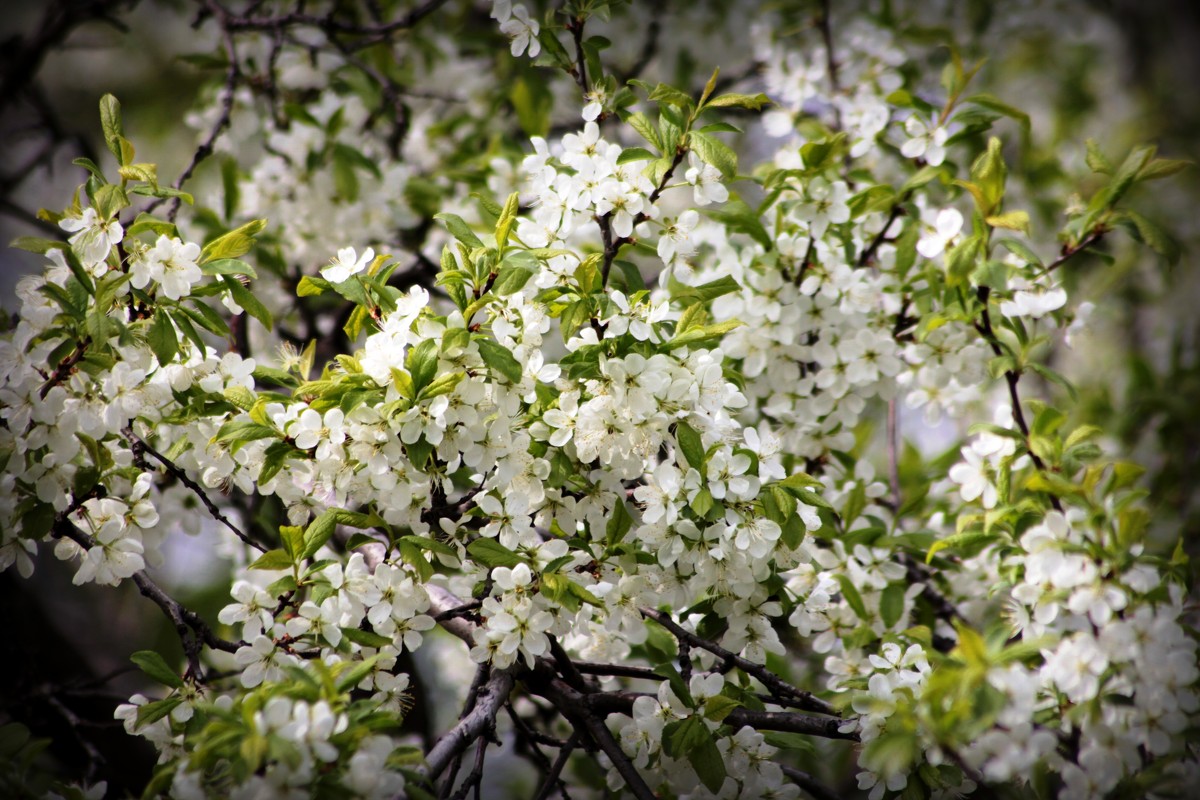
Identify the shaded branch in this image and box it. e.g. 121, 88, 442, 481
419, 667, 515, 784
640, 607, 838, 716
972, 286, 1063, 512
532, 730, 581, 800
123, 425, 266, 553
52, 518, 240, 681
780, 764, 842, 800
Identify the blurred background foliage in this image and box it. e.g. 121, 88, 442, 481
1, 0, 1198, 793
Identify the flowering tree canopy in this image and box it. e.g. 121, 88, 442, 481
1, 1, 1197, 799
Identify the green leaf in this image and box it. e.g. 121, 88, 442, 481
965, 93, 1030, 131
994, 237, 1044, 269
99, 94, 125, 163
249, 548, 295, 571
492, 263, 535, 296
135, 697, 183, 729
336, 654, 382, 693
221, 275, 273, 329
341, 627, 393, 648
118, 162, 158, 184
664, 716, 726, 792
606, 498, 633, 546
466, 538, 522, 568
668, 275, 741, 306
128, 184, 193, 204
689, 131, 737, 179
675, 421, 706, 471
626, 112, 663, 153
986, 210, 1030, 234
1085, 139, 1113, 174
94, 183, 130, 220
702, 695, 741, 722
880, 583, 906, 629
200, 219, 266, 263
72, 157, 106, 180
10, 236, 67, 255
1120, 210, 1181, 265
181, 299, 231, 338
667, 319, 742, 349
495, 192, 520, 250
834, 574, 868, 620
130, 650, 184, 689
214, 419, 277, 449
614, 146, 655, 165
148, 308, 178, 366
127, 213, 178, 239
200, 258, 258, 279
762, 731, 816, 753
1137, 157, 1192, 182
406, 339, 440, 394
926, 531, 1000, 563
701, 197, 770, 248
297, 276, 330, 297
434, 213, 484, 249
477, 338, 523, 383
704, 92, 771, 110
303, 510, 340, 560
647, 82, 694, 109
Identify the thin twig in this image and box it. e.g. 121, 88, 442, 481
123, 425, 266, 552
640, 607, 838, 716
887, 396, 901, 509
1040, 230, 1105, 276
533, 730, 581, 800
815, 0, 842, 131
779, 764, 842, 800
419, 668, 516, 785
972, 287, 1063, 512
52, 518, 241, 681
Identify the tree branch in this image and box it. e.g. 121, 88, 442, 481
533, 730, 581, 800
419, 667, 515, 785
640, 607, 838, 716
52, 518, 240, 681
973, 287, 1063, 512
123, 426, 266, 553
780, 764, 842, 800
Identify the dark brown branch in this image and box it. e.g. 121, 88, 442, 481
533, 730, 581, 800
52, 518, 240, 682
39, 339, 89, 399
210, 0, 449, 38
123, 425, 266, 552
155, 3, 241, 222
1041, 229, 1105, 276
780, 764, 842, 800
0, 0, 137, 114
972, 287, 1063, 512
419, 667, 515, 785
640, 607, 838, 716
815, 0, 842, 131
858, 196, 906, 267
583, 690, 857, 741
599, 146, 687, 288
573, 661, 665, 681
887, 396, 901, 509
565, 13, 590, 96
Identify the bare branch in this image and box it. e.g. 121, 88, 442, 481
640, 607, 838, 716
533, 730, 581, 800
52, 517, 241, 681
780, 764, 842, 800
972, 286, 1063, 512
123, 426, 266, 553
420, 668, 516, 784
